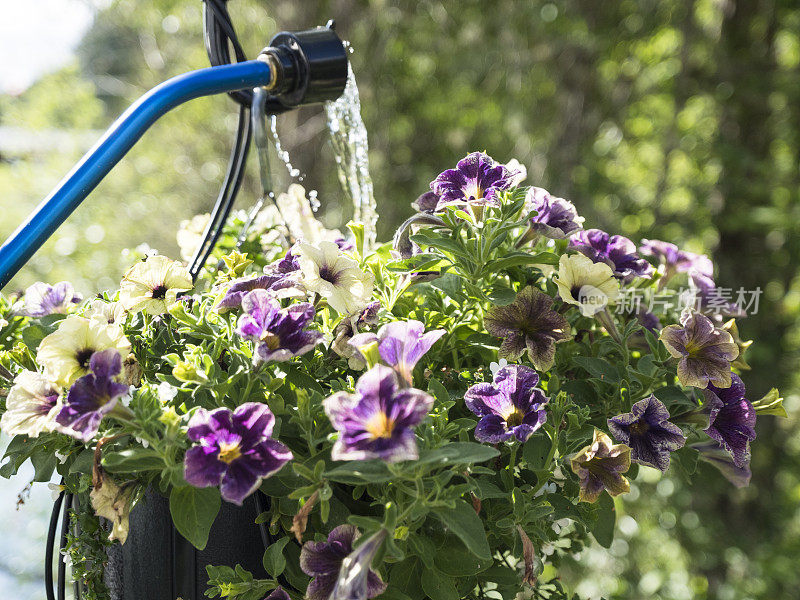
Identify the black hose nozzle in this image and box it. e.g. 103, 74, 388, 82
260, 22, 348, 111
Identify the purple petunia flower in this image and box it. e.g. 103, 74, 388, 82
660, 311, 739, 389
217, 273, 299, 312
431, 152, 517, 212
300, 525, 387, 600
691, 440, 751, 488
412, 191, 439, 214
570, 229, 653, 282
183, 402, 293, 505
607, 395, 686, 471
524, 187, 584, 239
236, 290, 322, 364
702, 374, 756, 468
349, 320, 445, 385
323, 365, 433, 462
464, 365, 549, 444
56, 349, 130, 442
639, 239, 714, 282
19, 281, 82, 317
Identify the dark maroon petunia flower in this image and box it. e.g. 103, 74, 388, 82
703, 374, 756, 468
484, 286, 570, 372
608, 395, 685, 471
300, 525, 386, 600
183, 402, 292, 505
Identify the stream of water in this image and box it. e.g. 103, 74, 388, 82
324, 62, 378, 248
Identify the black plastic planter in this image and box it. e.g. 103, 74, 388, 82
104, 489, 268, 600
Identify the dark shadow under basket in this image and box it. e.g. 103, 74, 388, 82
104, 488, 268, 600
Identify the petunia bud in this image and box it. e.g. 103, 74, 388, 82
331, 529, 388, 600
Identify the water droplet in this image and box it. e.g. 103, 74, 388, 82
269, 115, 304, 180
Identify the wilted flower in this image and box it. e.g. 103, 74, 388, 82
235, 290, 322, 364
331, 302, 381, 369
554, 253, 620, 317
37, 315, 131, 386
183, 402, 293, 505
691, 440, 751, 488
703, 374, 756, 468
660, 311, 738, 389
570, 229, 653, 281
431, 152, 517, 211
569, 429, 631, 503
331, 528, 389, 600
296, 240, 374, 316
323, 365, 433, 462
18, 281, 81, 317
300, 525, 387, 600
485, 286, 571, 371
464, 365, 549, 443
349, 319, 445, 384
176, 213, 211, 262
57, 349, 131, 442
639, 239, 713, 280
523, 187, 584, 239
607, 395, 685, 471
0, 371, 61, 437
119, 254, 193, 315
90, 473, 133, 544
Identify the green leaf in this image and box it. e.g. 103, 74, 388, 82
434, 536, 493, 576
522, 434, 552, 470
653, 385, 698, 412
417, 442, 499, 467
102, 447, 165, 473
169, 486, 221, 550
408, 534, 437, 569
386, 254, 443, 273
590, 493, 616, 548
572, 357, 619, 383
432, 500, 491, 559
262, 537, 290, 577
389, 558, 424, 600
324, 460, 393, 485
421, 567, 459, 600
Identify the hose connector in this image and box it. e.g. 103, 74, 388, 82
259, 22, 348, 110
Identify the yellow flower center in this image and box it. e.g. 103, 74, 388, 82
260, 331, 281, 350
365, 412, 395, 439
684, 341, 700, 356
505, 408, 526, 428
218, 440, 242, 464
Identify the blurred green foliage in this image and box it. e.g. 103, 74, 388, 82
2, 0, 800, 598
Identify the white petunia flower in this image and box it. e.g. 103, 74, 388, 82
505, 158, 528, 187
296, 240, 374, 316
157, 381, 178, 403
0, 371, 61, 437
119, 254, 193, 316
256, 184, 342, 244
36, 315, 131, 386
48, 483, 65, 501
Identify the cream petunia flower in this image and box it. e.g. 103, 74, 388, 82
84, 298, 125, 326
176, 213, 211, 262
118, 254, 192, 315
296, 240, 374, 316
0, 371, 62, 437
36, 315, 131, 386
554, 253, 620, 317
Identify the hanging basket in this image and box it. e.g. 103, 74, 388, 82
103, 489, 268, 600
